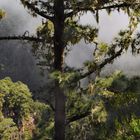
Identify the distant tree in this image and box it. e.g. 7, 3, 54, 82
1, 0, 140, 139
0, 77, 34, 139
0, 77, 52, 139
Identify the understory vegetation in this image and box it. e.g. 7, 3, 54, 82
0, 74, 140, 140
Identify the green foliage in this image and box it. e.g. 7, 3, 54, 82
0, 77, 39, 139
0, 118, 18, 140
50, 71, 77, 86
130, 117, 140, 136
0, 78, 51, 140
64, 19, 98, 45
32, 101, 53, 140
95, 71, 122, 89
0, 9, 5, 19
65, 73, 140, 140
46, 70, 140, 140
112, 116, 140, 140
0, 77, 32, 122
94, 43, 109, 62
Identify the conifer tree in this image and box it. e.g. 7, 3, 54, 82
1, 0, 140, 139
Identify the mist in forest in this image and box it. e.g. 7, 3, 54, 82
0, 0, 140, 91
0, 0, 43, 90
66, 11, 140, 77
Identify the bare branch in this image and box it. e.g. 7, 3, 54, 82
0, 35, 43, 42
66, 110, 91, 125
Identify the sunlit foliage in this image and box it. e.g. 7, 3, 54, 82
0, 77, 52, 140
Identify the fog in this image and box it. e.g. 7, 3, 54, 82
0, 0, 43, 90
0, 0, 140, 90
66, 11, 140, 77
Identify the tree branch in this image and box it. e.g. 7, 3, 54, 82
75, 48, 124, 82
65, 2, 139, 19
64, 7, 94, 19
45, 99, 55, 112
66, 48, 123, 124
66, 110, 91, 125
23, 1, 54, 21
0, 35, 43, 42
97, 2, 132, 11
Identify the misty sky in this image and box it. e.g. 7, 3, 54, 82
0, 0, 41, 34
0, 0, 140, 77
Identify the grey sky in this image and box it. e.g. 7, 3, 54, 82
66, 10, 130, 69
0, 0, 41, 34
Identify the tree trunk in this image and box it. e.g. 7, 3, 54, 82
54, 0, 65, 140
54, 83, 65, 140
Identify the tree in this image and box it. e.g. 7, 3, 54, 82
0, 77, 34, 139
0, 77, 52, 139
1, 0, 140, 139
65, 73, 140, 139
